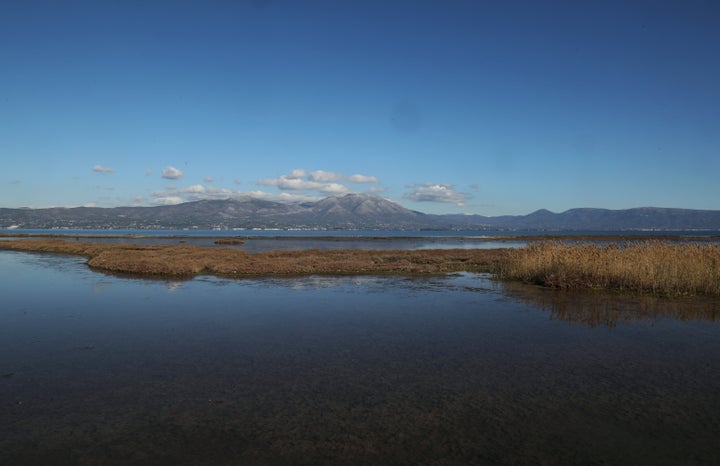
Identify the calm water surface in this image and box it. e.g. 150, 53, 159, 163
5, 228, 719, 252
1, 250, 719, 465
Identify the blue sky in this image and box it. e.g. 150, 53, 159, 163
1, 0, 718, 215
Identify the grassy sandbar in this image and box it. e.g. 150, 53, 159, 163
0, 239, 507, 277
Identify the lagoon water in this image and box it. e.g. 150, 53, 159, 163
4, 228, 720, 253
0, 228, 532, 252
2, 249, 720, 465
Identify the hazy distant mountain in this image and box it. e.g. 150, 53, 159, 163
2, 194, 720, 231
432, 207, 720, 231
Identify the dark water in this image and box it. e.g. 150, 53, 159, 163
1, 251, 720, 465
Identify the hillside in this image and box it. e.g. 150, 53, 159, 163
2, 194, 720, 231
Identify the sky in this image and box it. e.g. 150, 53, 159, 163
1, 0, 719, 215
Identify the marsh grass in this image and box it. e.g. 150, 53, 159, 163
498, 241, 720, 296
0, 239, 508, 277
213, 239, 245, 245
4, 239, 719, 295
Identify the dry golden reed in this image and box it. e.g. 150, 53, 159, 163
498, 240, 720, 295
4, 239, 719, 295
0, 239, 508, 277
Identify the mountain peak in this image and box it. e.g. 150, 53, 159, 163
526, 209, 556, 218
311, 192, 418, 220
2, 196, 720, 230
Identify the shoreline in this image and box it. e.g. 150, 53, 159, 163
2, 232, 719, 242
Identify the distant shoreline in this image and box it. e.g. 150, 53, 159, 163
2, 232, 719, 242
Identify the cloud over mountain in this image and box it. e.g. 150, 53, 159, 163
139, 168, 383, 207
257, 169, 378, 197
405, 183, 469, 206
348, 174, 378, 183
151, 184, 237, 205
152, 196, 183, 206
308, 170, 344, 182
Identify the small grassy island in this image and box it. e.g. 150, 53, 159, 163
0, 239, 507, 276
1, 238, 719, 296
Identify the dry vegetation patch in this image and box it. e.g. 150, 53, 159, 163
498, 240, 720, 296
5, 239, 718, 295
213, 239, 245, 245
0, 239, 508, 277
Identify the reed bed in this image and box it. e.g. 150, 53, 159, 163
0, 239, 508, 277
498, 240, 720, 296
4, 239, 719, 295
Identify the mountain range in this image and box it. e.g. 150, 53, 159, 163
2, 193, 720, 231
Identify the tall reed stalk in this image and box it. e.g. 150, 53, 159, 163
497, 241, 720, 295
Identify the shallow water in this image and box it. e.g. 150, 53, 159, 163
1, 250, 719, 465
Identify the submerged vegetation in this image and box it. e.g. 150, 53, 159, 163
499, 241, 720, 296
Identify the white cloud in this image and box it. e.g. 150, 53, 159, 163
142, 169, 378, 207
162, 166, 184, 180
93, 165, 116, 174
257, 176, 325, 191
152, 196, 184, 205
244, 190, 321, 203
287, 169, 307, 179
308, 170, 344, 182
404, 183, 470, 206
188, 186, 235, 200
150, 184, 238, 204
348, 174, 378, 183
257, 169, 378, 196
145, 168, 152, 176
321, 183, 350, 194
204, 176, 215, 183
184, 184, 206, 193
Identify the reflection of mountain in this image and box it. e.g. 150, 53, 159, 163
501, 281, 720, 327
3, 193, 720, 230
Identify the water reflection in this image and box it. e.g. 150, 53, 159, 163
91, 280, 114, 293
501, 281, 720, 327
162, 281, 185, 292
3, 251, 720, 465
